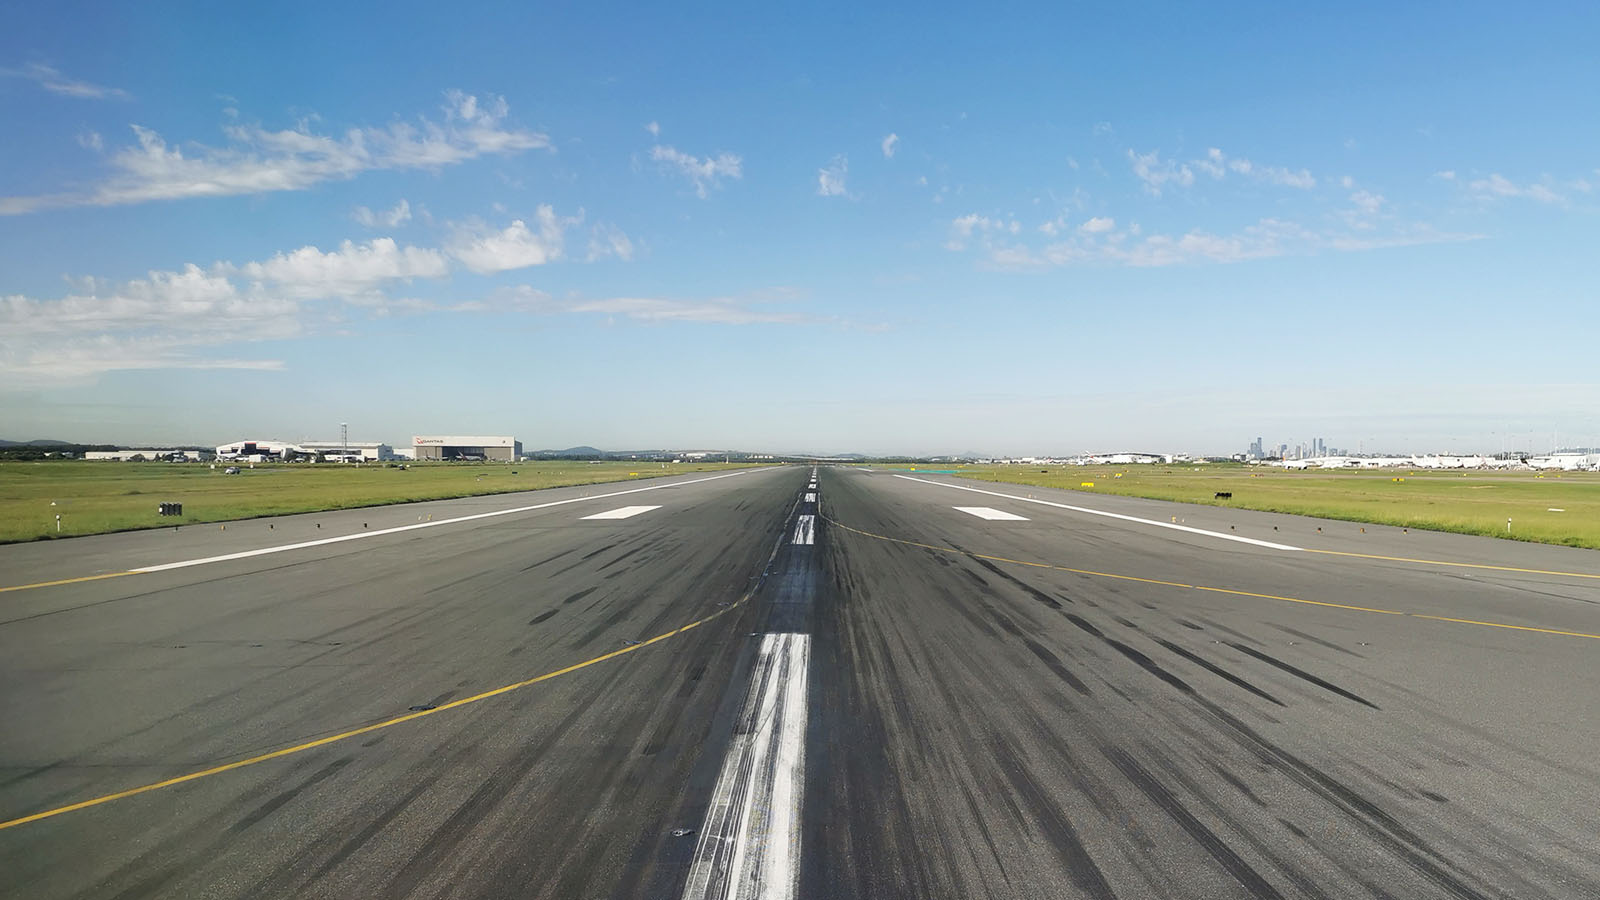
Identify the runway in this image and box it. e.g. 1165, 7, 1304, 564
1, 465, 1596, 898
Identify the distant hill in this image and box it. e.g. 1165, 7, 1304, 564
528, 446, 607, 458
0, 439, 74, 447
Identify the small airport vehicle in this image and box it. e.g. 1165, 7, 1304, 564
223, 466, 241, 475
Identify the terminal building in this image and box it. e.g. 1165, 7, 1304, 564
412, 435, 522, 462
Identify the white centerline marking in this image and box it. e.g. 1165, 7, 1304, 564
682, 632, 810, 900
580, 505, 661, 520
893, 475, 1303, 551
804, 493, 817, 503
792, 515, 815, 545
953, 506, 1029, 521
130, 471, 752, 575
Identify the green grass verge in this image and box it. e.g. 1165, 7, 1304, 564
867, 463, 1600, 550
0, 460, 766, 544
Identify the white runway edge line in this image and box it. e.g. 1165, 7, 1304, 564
580, 505, 662, 520
682, 632, 810, 900
130, 471, 752, 575
893, 475, 1303, 551
953, 506, 1029, 521
792, 515, 815, 545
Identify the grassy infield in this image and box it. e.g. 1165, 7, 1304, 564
3, 460, 1598, 551
0, 460, 757, 544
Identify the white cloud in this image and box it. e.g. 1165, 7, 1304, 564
352, 198, 412, 228
76, 131, 104, 152
650, 144, 742, 198
0, 63, 128, 99
881, 133, 899, 159
447, 207, 575, 274
1079, 216, 1116, 234
1433, 170, 1456, 181
0, 91, 550, 215
236, 238, 449, 297
0, 214, 648, 384
1, 265, 297, 385
645, 121, 661, 137
817, 156, 849, 197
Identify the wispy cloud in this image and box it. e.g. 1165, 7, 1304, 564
352, 198, 412, 228
0, 90, 549, 215
1132, 146, 1315, 196
1467, 173, 1568, 206
569, 296, 816, 325
945, 213, 1021, 250
585, 223, 635, 262
955, 214, 1479, 270
817, 155, 850, 197
0, 63, 128, 99
881, 133, 899, 159
1128, 150, 1194, 196
650, 144, 742, 198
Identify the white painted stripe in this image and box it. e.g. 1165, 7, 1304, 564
580, 505, 661, 520
804, 493, 817, 503
953, 506, 1030, 521
792, 515, 815, 545
682, 633, 810, 900
130, 471, 751, 575
893, 475, 1303, 551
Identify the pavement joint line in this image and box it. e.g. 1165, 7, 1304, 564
822, 515, 1600, 643
892, 473, 1600, 583
0, 594, 752, 833
0, 470, 752, 594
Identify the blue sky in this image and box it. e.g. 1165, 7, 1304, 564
3, 1, 1597, 455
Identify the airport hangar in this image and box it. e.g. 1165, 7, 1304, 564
412, 435, 522, 462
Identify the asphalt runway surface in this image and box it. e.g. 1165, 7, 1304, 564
1, 465, 1597, 898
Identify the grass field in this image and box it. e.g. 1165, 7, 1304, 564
872, 463, 1600, 550
0, 460, 764, 544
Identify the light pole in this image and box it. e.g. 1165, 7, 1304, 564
341, 422, 348, 464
